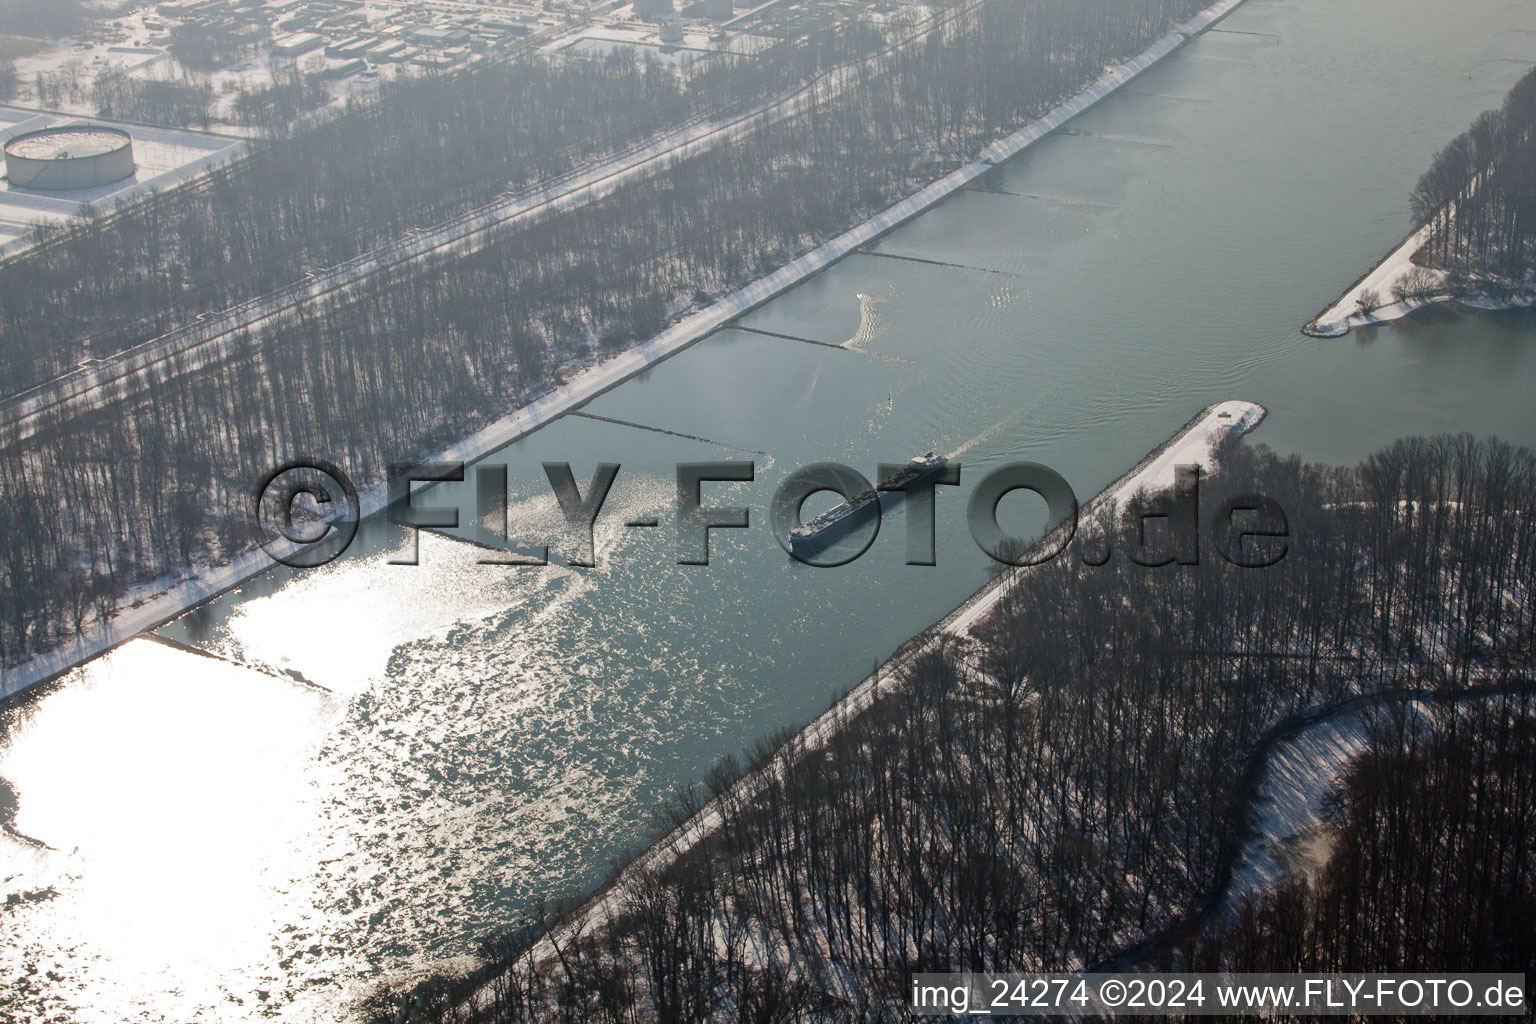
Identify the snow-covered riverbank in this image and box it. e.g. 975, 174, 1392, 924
0, 0, 1253, 701
492, 399, 1265, 997
1304, 220, 1536, 337
1304, 222, 1446, 337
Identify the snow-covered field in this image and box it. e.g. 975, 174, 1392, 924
0, 104, 245, 256
6, 26, 168, 114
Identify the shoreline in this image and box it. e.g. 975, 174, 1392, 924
1303, 221, 1439, 337
1, 0, 1252, 702
493, 399, 1267, 1000
1303, 217, 1536, 338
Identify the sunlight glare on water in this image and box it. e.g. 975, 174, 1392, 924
0, 639, 334, 1021
5, 0, 1536, 1020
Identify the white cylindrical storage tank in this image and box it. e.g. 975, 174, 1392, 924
3, 126, 136, 191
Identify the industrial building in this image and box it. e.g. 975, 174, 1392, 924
325, 35, 377, 57
322, 57, 366, 78
138, 0, 929, 95
272, 31, 324, 55
369, 39, 408, 61
3, 126, 136, 191
0, 106, 245, 256
404, 25, 471, 48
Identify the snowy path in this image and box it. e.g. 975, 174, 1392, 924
947, 400, 1264, 637
1225, 684, 1518, 906
1227, 712, 1373, 899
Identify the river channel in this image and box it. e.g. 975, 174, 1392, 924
3, 0, 1535, 1019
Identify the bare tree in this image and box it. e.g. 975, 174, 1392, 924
1355, 286, 1382, 317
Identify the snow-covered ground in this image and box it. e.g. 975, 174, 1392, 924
0, 6, 945, 439
1226, 688, 1508, 907
1303, 221, 1448, 337
0, 104, 245, 256
499, 397, 1267, 992
948, 400, 1264, 637
1226, 712, 1373, 901
6, 24, 168, 115
0, 0, 1253, 700
1304, 218, 1536, 337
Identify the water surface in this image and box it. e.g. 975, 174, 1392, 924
4, 1, 1536, 1018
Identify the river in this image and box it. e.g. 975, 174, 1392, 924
3, 0, 1535, 1019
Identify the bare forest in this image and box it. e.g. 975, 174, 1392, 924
1412, 65, 1536, 289
377, 435, 1536, 1023
1202, 693, 1535, 984
0, 0, 1209, 669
